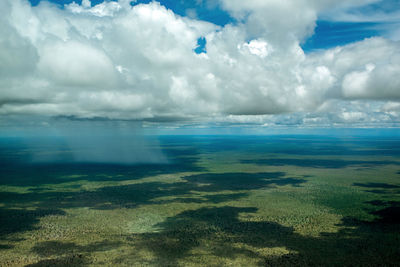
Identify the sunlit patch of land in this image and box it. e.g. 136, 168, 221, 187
0, 135, 399, 266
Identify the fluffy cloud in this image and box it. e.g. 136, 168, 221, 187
0, 0, 400, 127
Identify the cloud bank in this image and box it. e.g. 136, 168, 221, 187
0, 0, 400, 128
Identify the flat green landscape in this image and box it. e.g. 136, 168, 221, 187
1, 135, 399, 266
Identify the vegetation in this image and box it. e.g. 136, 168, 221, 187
1, 135, 399, 266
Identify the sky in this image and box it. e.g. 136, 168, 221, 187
1, 0, 400, 134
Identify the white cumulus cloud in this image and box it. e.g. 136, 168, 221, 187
0, 0, 399, 128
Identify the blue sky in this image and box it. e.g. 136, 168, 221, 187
28, 0, 398, 51
1, 0, 399, 130
29, 0, 234, 25
302, 21, 381, 51
29, 0, 110, 7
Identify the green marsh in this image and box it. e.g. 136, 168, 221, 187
1, 135, 399, 266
